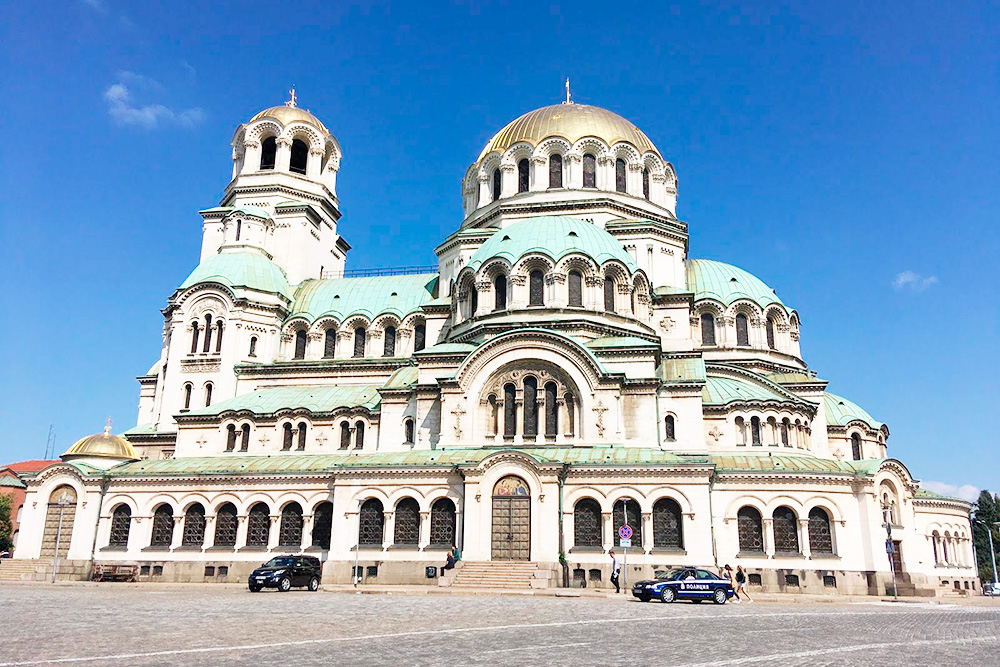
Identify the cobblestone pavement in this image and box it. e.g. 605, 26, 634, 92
1, 584, 998, 666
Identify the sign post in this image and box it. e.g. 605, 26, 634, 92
882, 505, 898, 601
618, 521, 633, 592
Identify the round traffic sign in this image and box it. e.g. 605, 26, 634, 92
618, 524, 633, 540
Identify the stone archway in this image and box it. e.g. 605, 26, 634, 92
40, 485, 77, 558
491, 475, 530, 560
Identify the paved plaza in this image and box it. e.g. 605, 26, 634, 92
1, 584, 998, 666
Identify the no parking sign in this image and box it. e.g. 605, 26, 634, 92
619, 525, 633, 540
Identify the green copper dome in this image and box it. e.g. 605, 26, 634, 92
180, 251, 292, 300
686, 259, 785, 309
823, 392, 883, 430
468, 216, 639, 273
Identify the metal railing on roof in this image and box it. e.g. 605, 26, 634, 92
321, 265, 438, 279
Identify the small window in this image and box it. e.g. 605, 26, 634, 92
589, 568, 602, 582
544, 381, 558, 438
383, 326, 397, 357
492, 168, 501, 201
615, 158, 627, 193
294, 330, 307, 360
568, 271, 583, 307
240, 424, 250, 451
249, 335, 257, 357
517, 159, 529, 193
642, 167, 650, 199
140, 565, 151, 576
851, 433, 862, 461
152, 565, 163, 576
183, 384, 192, 410
700, 313, 716, 346
603, 277, 615, 312
583, 153, 596, 188
523, 376, 538, 437
494, 274, 507, 311
260, 137, 277, 170
204, 566, 215, 577
736, 313, 750, 346
297, 422, 307, 450
549, 154, 563, 188
353, 327, 366, 358
190, 322, 200, 353
215, 322, 224, 353
204, 383, 213, 407
225, 424, 237, 451
366, 565, 378, 578
235, 219, 242, 242
748, 573, 762, 586
202, 315, 213, 353
665, 415, 676, 442
404, 418, 415, 444
414, 323, 426, 352
324, 329, 336, 358
528, 270, 544, 306
340, 422, 351, 449
766, 316, 776, 350
469, 283, 478, 317
751, 417, 762, 446
355, 421, 365, 449
823, 575, 837, 588
289, 139, 308, 175
503, 383, 516, 437
785, 574, 800, 586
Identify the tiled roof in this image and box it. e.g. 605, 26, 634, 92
0, 474, 27, 489
289, 274, 438, 324
686, 259, 786, 309
184, 384, 382, 418
1, 460, 59, 474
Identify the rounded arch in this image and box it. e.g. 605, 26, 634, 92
277, 493, 311, 512
179, 494, 214, 514
764, 495, 806, 514
385, 486, 426, 508
103, 495, 139, 515
723, 495, 768, 520
534, 136, 572, 159
605, 486, 651, 512
564, 486, 609, 509
141, 494, 180, 515
422, 488, 463, 512
646, 487, 694, 515
239, 494, 274, 515
802, 497, 845, 524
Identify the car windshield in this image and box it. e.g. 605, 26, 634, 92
656, 568, 686, 581
263, 557, 296, 568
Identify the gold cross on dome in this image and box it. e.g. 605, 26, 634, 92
564, 77, 571, 104
104, 416, 113, 435
286, 86, 297, 108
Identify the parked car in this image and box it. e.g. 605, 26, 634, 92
0, 551, 11, 559
248, 556, 322, 592
983, 582, 1000, 597
632, 567, 735, 604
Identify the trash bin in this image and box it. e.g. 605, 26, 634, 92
426, 566, 438, 579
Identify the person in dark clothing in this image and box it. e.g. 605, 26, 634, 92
610, 551, 622, 593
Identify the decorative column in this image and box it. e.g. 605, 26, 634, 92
323, 155, 340, 195
307, 149, 323, 179
306, 332, 323, 361
762, 517, 775, 556
204, 515, 217, 549
602, 512, 613, 551
478, 174, 491, 206
642, 512, 653, 553
171, 514, 184, 550
301, 514, 315, 551
500, 163, 516, 197
335, 331, 353, 360
628, 162, 643, 196
419, 511, 431, 550
235, 514, 249, 549
242, 141, 260, 175
530, 156, 547, 191
799, 518, 811, 558
275, 137, 292, 172
267, 515, 281, 551
474, 280, 492, 317
382, 511, 395, 551
597, 156, 613, 190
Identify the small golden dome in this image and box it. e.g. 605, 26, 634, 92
248, 105, 330, 135
479, 103, 660, 161
63, 422, 138, 461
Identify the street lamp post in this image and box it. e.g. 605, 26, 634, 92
882, 504, 898, 601
973, 518, 999, 588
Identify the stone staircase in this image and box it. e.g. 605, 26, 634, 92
444, 561, 551, 589
0, 559, 51, 582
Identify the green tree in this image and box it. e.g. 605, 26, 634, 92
972, 490, 999, 584
0, 493, 13, 553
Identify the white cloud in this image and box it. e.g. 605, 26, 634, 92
893, 270, 939, 292
103, 74, 205, 129
81, 0, 105, 12
921, 480, 980, 503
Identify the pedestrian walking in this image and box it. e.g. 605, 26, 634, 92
610, 551, 622, 593
735, 565, 753, 603
724, 564, 742, 604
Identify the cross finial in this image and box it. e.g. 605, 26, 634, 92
286, 86, 297, 108
104, 416, 113, 435
564, 77, 571, 105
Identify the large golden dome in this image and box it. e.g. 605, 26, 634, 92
479, 103, 660, 161
248, 105, 330, 135
63, 425, 138, 461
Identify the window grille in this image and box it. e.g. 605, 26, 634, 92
824, 575, 837, 587
653, 498, 682, 549
414, 324, 426, 352
182, 504, 205, 547
517, 159, 529, 193
549, 154, 563, 188
353, 328, 366, 358
528, 270, 544, 306
736, 314, 749, 346
312, 501, 333, 549
808, 508, 834, 554
279, 503, 303, 547
583, 154, 596, 188
324, 329, 336, 357
642, 168, 650, 199
394, 498, 420, 546
574, 498, 602, 547
737, 507, 764, 553
568, 271, 583, 306
358, 499, 384, 546
150, 505, 174, 547
700, 313, 716, 345
613, 499, 642, 547
544, 382, 558, 437
603, 277, 615, 311
429, 498, 456, 546
492, 168, 501, 201
615, 158, 627, 193
214, 504, 238, 547
246, 504, 270, 547
503, 383, 516, 437
523, 376, 538, 437
773, 506, 800, 553
109, 506, 131, 547
785, 574, 800, 586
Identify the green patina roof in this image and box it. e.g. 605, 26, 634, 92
823, 392, 884, 430
180, 251, 292, 300
703, 375, 795, 405
585, 336, 658, 350
686, 259, 785, 309
290, 274, 438, 324
768, 372, 825, 384
658, 356, 707, 384
712, 453, 869, 475
383, 366, 419, 390
185, 384, 382, 418
122, 423, 159, 436
414, 342, 478, 355
0, 475, 27, 489
468, 217, 639, 273
232, 205, 271, 219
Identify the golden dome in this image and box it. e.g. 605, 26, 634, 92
479, 103, 660, 161
63, 424, 138, 461
248, 105, 330, 135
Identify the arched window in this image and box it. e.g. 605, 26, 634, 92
226, 424, 237, 452
404, 418, 415, 444
503, 383, 516, 437
260, 137, 277, 170
190, 322, 200, 353
603, 277, 615, 312
182, 503, 206, 547
528, 270, 545, 306
653, 498, 683, 549
766, 417, 778, 446
494, 274, 507, 311
565, 392, 576, 437
736, 313, 750, 346
353, 327, 366, 358
523, 376, 538, 438
183, 384, 192, 410
568, 270, 583, 307
249, 335, 258, 357
202, 315, 213, 353
931, 531, 940, 564
240, 424, 250, 451
943, 532, 951, 563
665, 415, 676, 441
492, 168, 501, 201
700, 313, 716, 345
279, 502, 303, 547
737, 506, 764, 553
394, 498, 420, 546
358, 498, 384, 546
414, 323, 426, 352
808, 507, 834, 555
355, 421, 365, 449
108, 505, 131, 547
773, 506, 800, 553
751, 417, 762, 446
383, 326, 396, 357
297, 422, 307, 450
324, 328, 336, 358
613, 498, 642, 547
582, 153, 596, 188
544, 381, 558, 438
294, 330, 307, 359
851, 433, 862, 461
487, 394, 499, 436
549, 154, 563, 188
642, 167, 650, 199
781, 419, 790, 447
246, 503, 270, 547
573, 498, 602, 547
214, 503, 238, 547
469, 283, 478, 316
150, 504, 174, 547
517, 158, 529, 193
235, 219, 242, 241
289, 139, 308, 175
735, 416, 746, 446
429, 498, 456, 546
766, 316, 776, 350
311, 501, 333, 549
204, 383, 213, 407
340, 422, 351, 449
615, 158, 627, 193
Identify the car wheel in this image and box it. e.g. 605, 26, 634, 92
278, 577, 292, 592
660, 587, 676, 603
308, 576, 320, 592
638, 595, 651, 603
713, 589, 727, 605
248, 585, 261, 593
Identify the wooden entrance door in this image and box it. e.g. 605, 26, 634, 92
491, 476, 531, 561
890, 540, 904, 573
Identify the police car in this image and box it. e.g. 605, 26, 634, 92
632, 567, 735, 604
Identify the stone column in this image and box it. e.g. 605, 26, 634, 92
474, 280, 492, 317
762, 517, 775, 556
204, 515, 217, 549
530, 156, 547, 191
642, 512, 653, 553
267, 515, 280, 551
478, 174, 491, 206
323, 155, 340, 195
306, 332, 322, 361
602, 512, 613, 551
799, 518, 811, 558
336, 330, 353, 360
307, 149, 323, 179
275, 137, 292, 172
242, 141, 260, 175
382, 511, 395, 551
419, 511, 431, 550
500, 163, 516, 197
235, 514, 249, 549
628, 162, 643, 197
301, 514, 315, 551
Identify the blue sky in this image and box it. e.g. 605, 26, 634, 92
1, 1, 996, 496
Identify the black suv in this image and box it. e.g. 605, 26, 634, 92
248, 556, 322, 592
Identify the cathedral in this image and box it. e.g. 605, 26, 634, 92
13, 91, 977, 594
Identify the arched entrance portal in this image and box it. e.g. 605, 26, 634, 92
491, 476, 530, 560
40, 485, 77, 558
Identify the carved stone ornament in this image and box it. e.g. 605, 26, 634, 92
592, 401, 608, 438
452, 403, 465, 440
709, 426, 723, 441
